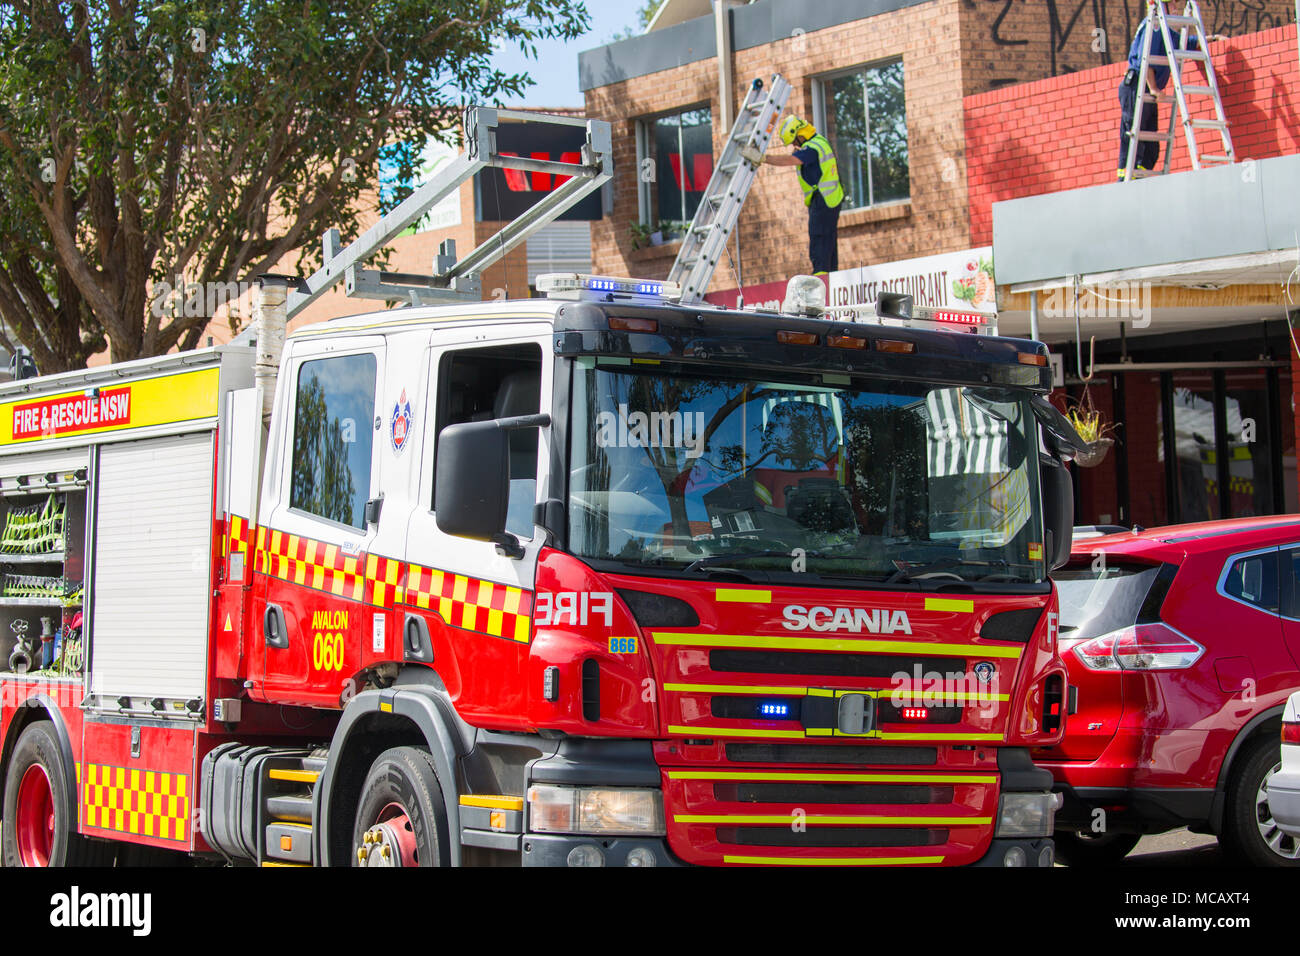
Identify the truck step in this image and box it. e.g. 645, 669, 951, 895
265, 793, 314, 824
268, 767, 320, 784
266, 821, 313, 864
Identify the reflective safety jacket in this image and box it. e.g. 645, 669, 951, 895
795, 134, 844, 208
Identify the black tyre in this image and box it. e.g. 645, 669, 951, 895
1053, 828, 1141, 867
1220, 735, 1300, 866
2, 722, 114, 867
351, 746, 450, 867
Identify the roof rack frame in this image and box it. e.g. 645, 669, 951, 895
285, 107, 613, 318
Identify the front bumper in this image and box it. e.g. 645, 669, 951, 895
972, 838, 1056, 867
1051, 782, 1214, 834
522, 834, 684, 867
520, 833, 1056, 866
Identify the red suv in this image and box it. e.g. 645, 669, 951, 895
1040, 516, 1300, 866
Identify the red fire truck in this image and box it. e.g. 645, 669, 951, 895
0, 110, 1081, 868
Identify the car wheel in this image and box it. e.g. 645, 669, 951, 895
351, 746, 450, 867
1220, 736, 1300, 867
1, 722, 114, 866
1053, 828, 1141, 866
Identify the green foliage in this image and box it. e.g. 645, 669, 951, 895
0, 0, 589, 369
611, 0, 665, 40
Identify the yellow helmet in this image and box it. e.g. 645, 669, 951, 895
779, 115, 814, 145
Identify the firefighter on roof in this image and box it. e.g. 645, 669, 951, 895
742, 115, 843, 274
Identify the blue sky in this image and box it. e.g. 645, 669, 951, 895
490, 0, 648, 108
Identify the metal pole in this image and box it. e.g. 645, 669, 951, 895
715, 0, 736, 133
1029, 290, 1040, 340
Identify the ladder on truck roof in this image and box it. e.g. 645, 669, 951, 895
1123, 0, 1234, 180
283, 107, 613, 319
668, 74, 791, 307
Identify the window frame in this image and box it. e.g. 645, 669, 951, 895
635, 103, 714, 238
286, 348, 382, 533
429, 340, 545, 541
1216, 544, 1283, 614
1276, 544, 1300, 620
811, 56, 909, 211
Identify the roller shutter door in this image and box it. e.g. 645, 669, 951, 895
90, 433, 214, 702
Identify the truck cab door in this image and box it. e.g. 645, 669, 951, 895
403, 329, 552, 726
251, 335, 386, 707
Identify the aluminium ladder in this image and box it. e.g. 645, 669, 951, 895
668, 74, 791, 305
1123, 0, 1234, 180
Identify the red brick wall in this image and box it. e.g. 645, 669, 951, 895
959, 0, 1296, 95
585, 0, 973, 288
964, 25, 1300, 246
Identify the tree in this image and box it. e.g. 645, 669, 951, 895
0, 0, 589, 371
611, 0, 665, 40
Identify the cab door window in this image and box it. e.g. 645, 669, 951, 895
290, 353, 378, 529
433, 343, 542, 538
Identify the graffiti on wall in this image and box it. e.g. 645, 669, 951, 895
983, 0, 1293, 86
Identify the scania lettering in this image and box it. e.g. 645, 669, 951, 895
0, 109, 1081, 868
782, 605, 914, 634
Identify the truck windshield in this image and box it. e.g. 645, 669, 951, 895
568, 362, 1046, 586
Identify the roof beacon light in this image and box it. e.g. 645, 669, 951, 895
870, 291, 993, 335
782, 274, 827, 317
537, 273, 681, 302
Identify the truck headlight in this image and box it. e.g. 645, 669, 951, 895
995, 792, 1061, 838
527, 785, 665, 836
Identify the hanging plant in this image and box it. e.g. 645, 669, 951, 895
1065, 389, 1118, 468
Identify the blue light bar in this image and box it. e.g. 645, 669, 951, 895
759, 701, 791, 718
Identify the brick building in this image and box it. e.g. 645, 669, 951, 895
966, 23, 1300, 530
580, 0, 1296, 293
582, 0, 1300, 527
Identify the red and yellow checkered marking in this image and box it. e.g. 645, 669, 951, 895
255, 526, 368, 602
250, 525, 534, 644
82, 764, 189, 842
224, 513, 254, 558
403, 564, 533, 643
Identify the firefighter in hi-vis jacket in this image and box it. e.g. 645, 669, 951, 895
743, 115, 844, 274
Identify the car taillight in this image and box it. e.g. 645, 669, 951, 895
1283, 722, 1300, 745
1072, 623, 1203, 671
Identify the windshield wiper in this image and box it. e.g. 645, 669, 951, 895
682, 551, 796, 574
886, 557, 1013, 584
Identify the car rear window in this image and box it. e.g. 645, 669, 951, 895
1054, 561, 1169, 641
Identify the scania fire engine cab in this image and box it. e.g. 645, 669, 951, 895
0, 109, 1082, 868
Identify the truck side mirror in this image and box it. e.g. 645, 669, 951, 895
1040, 453, 1074, 571
434, 413, 551, 557
435, 421, 510, 542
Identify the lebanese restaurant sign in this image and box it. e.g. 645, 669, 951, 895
828, 247, 997, 316
705, 247, 997, 318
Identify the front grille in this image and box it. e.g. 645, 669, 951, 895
711, 649, 965, 678
725, 743, 938, 765
719, 783, 954, 804
718, 827, 948, 848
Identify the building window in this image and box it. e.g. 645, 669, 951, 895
815, 59, 909, 209
291, 353, 377, 529
637, 106, 713, 241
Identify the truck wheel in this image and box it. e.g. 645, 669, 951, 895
2, 722, 113, 867
352, 746, 450, 867
1220, 736, 1300, 867
1053, 829, 1140, 866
